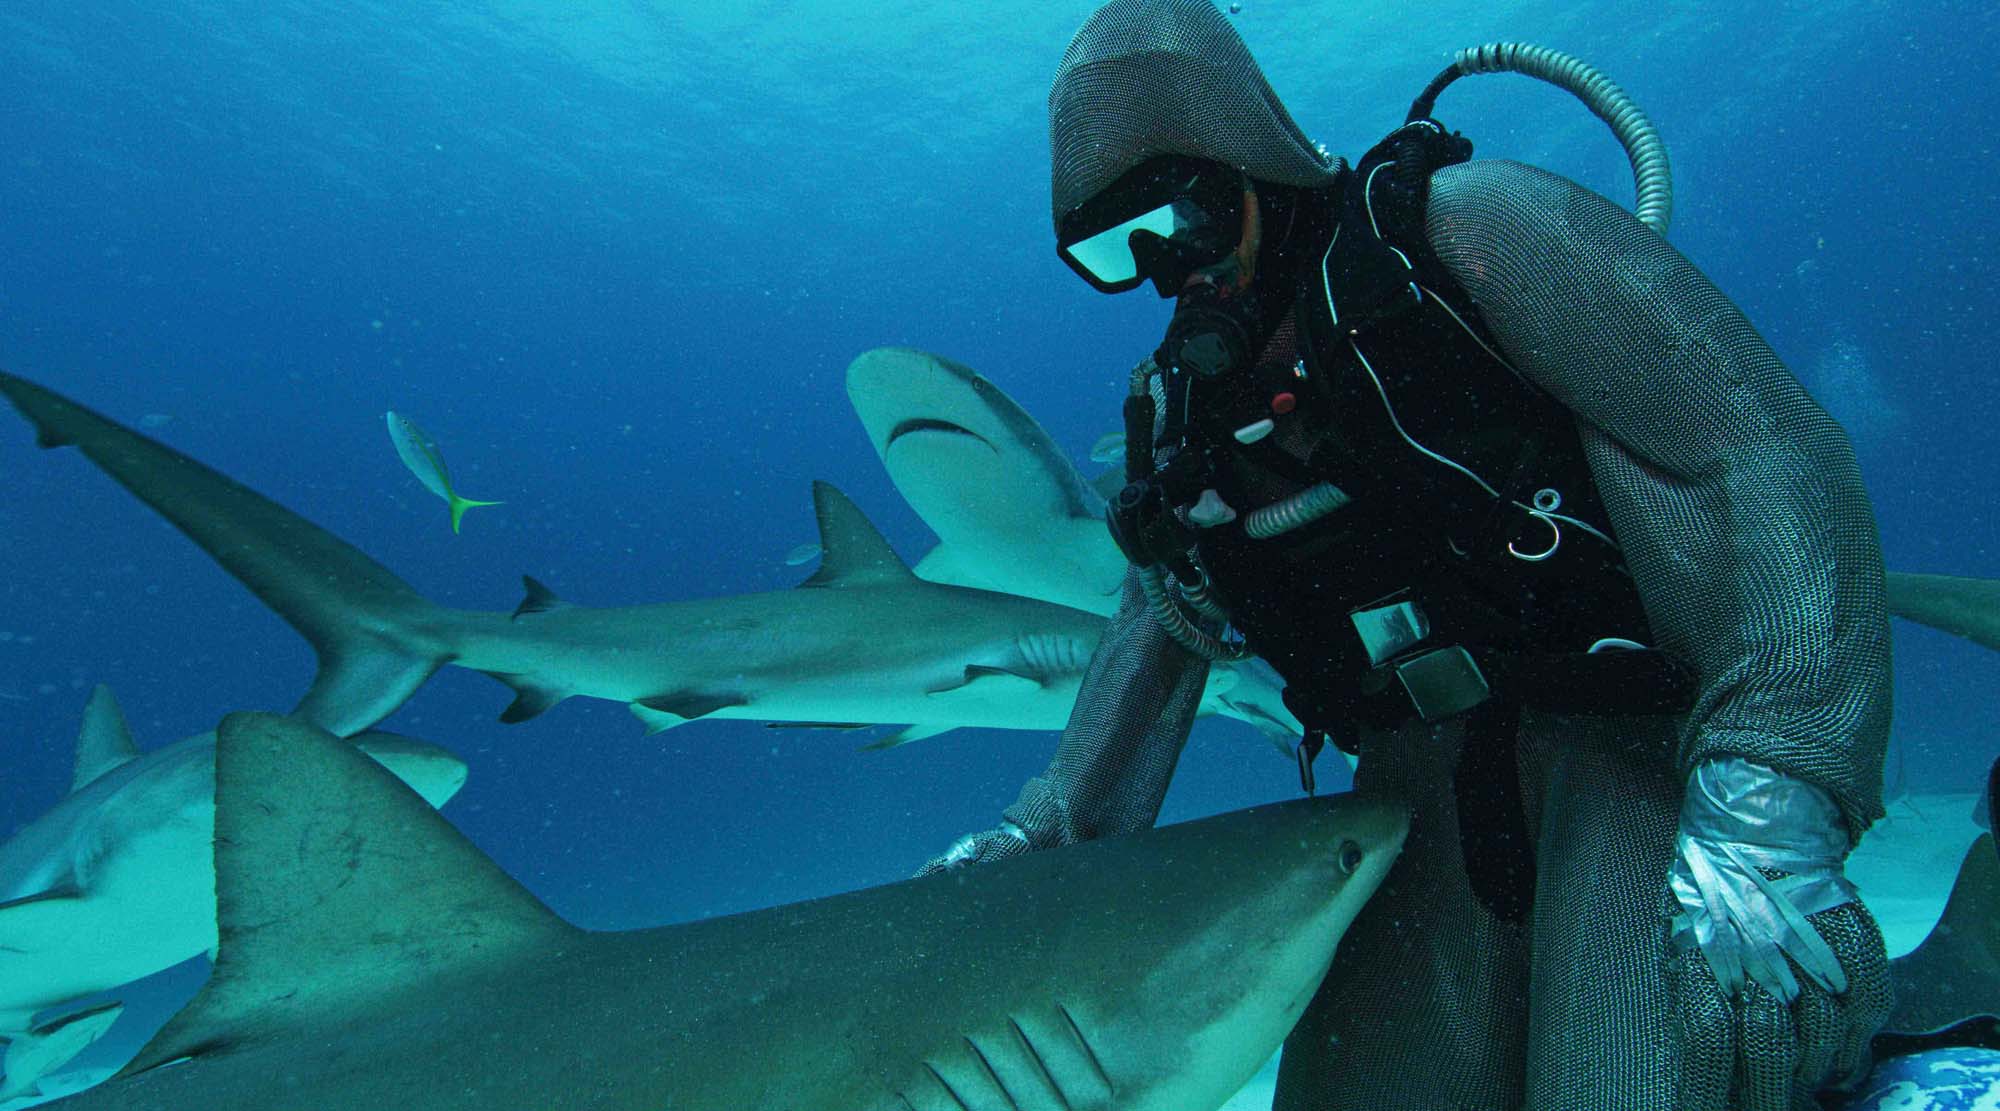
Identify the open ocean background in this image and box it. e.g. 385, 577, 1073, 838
1, 0, 1995, 1084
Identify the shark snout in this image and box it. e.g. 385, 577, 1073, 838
846, 347, 1006, 455
1329, 794, 1411, 874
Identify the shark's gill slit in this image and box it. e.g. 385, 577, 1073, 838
1056, 1001, 1114, 1096
895, 1093, 918, 1111
1007, 1015, 1072, 1111
924, 1059, 974, 1111
1016, 633, 1093, 680
964, 1034, 1023, 1111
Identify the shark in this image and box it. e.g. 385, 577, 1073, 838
0, 685, 467, 1101
845, 346, 1126, 615
1885, 571, 2000, 653
0, 370, 1123, 742
43, 711, 1409, 1110
844, 347, 1310, 748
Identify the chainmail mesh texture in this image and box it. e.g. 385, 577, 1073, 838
1518, 713, 1685, 1111
1276, 712, 1683, 1111
1424, 159, 1892, 840
1000, 566, 1209, 845
1048, 0, 1338, 229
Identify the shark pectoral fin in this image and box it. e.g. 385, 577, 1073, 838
928, 664, 1047, 697
0, 1001, 124, 1101
860, 724, 955, 751
633, 692, 747, 730
798, 482, 916, 588
510, 575, 571, 620
295, 638, 448, 738
911, 545, 986, 591
489, 675, 568, 724
71, 683, 140, 793
1883, 830, 2000, 1038
118, 713, 574, 1080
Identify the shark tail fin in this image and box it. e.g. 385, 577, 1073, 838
0, 1001, 125, 1101
119, 713, 574, 1079
447, 493, 503, 534
0, 371, 454, 736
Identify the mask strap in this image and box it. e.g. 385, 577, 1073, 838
1231, 180, 1260, 290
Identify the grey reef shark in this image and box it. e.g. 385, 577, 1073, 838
843, 346, 1309, 749
0, 686, 466, 1101
0, 370, 1140, 746
40, 711, 1409, 1110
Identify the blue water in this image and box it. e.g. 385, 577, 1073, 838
1, 0, 1995, 1087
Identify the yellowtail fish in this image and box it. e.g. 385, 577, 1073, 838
384, 410, 501, 534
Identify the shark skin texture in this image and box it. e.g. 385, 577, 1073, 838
43, 712, 1409, 1111
0, 686, 467, 1100
1884, 571, 2000, 653
843, 346, 1310, 749
845, 346, 1125, 617
0, 370, 1115, 742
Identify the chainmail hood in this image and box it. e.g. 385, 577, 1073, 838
1048, 0, 1341, 231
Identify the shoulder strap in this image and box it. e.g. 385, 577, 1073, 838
1358, 119, 1474, 249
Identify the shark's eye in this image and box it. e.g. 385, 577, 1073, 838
1336, 841, 1364, 875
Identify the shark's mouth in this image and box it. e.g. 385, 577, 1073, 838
886, 417, 996, 454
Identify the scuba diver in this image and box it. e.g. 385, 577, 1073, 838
922, 2, 1898, 1109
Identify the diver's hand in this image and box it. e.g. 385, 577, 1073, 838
915, 821, 1032, 878
1664, 758, 1891, 1109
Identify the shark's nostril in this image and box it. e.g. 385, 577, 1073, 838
1337, 841, 1364, 875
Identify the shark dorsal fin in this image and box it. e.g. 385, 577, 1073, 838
511, 575, 570, 620
800, 481, 913, 588
71, 684, 140, 793
119, 712, 573, 1076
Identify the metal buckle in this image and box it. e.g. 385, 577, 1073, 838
1349, 597, 1431, 667
1395, 646, 1491, 722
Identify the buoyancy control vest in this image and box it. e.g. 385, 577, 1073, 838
1130, 123, 1695, 773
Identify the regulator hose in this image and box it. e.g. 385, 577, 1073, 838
1408, 42, 1672, 235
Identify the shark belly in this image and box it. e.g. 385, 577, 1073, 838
0, 831, 214, 1027
441, 585, 1102, 733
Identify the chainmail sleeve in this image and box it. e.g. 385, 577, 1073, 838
1000, 565, 1211, 846
1423, 159, 1892, 839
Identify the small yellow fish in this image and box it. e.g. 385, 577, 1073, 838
385, 411, 502, 534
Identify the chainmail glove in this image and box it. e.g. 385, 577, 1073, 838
913, 567, 1208, 879
915, 821, 1032, 877
1665, 757, 1891, 1110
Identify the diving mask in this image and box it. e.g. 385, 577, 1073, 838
1057, 156, 1249, 296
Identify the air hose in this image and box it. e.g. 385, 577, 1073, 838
1121, 359, 1252, 662
1408, 42, 1673, 235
